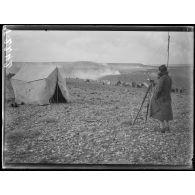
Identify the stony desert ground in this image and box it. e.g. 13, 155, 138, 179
4, 77, 193, 166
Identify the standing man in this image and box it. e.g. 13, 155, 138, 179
149, 65, 173, 133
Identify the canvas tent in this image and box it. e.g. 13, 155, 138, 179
5, 73, 15, 102
11, 65, 69, 105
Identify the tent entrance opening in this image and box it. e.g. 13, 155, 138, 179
50, 83, 67, 103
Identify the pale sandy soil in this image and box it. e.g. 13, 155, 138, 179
4, 79, 193, 166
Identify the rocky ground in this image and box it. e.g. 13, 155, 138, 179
4, 78, 193, 166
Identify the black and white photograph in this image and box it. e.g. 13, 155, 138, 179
2, 25, 194, 169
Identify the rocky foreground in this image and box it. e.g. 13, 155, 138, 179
4, 79, 193, 166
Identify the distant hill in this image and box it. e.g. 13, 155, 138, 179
144, 64, 193, 68
8, 61, 113, 72
6, 62, 193, 89
100, 65, 193, 90
107, 63, 147, 73
7, 61, 120, 80
108, 63, 144, 68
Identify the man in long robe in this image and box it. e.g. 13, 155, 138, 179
149, 65, 173, 133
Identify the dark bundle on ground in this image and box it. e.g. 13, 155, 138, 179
11, 102, 18, 107
171, 89, 175, 93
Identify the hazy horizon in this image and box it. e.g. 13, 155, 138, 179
12, 61, 193, 66
9, 31, 193, 65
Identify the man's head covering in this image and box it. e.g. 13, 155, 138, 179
158, 64, 168, 78
158, 64, 167, 73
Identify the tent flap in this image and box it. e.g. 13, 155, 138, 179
57, 68, 69, 102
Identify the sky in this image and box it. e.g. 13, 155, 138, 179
8, 30, 194, 65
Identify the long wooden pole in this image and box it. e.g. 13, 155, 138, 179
167, 32, 170, 68
57, 68, 58, 103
